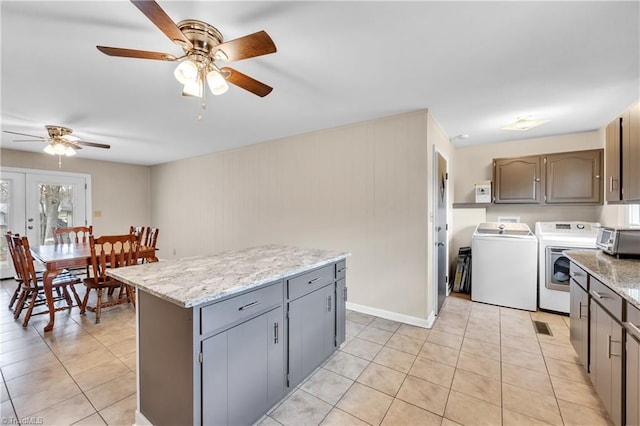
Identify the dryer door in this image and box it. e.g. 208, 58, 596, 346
546, 247, 571, 292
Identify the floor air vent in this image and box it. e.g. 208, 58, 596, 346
533, 320, 553, 336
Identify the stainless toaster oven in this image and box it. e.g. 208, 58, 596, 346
596, 227, 640, 257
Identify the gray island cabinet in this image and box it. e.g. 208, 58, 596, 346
107, 245, 349, 426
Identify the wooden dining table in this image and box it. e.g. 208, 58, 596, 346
30, 242, 157, 332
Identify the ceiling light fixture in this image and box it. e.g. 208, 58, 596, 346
501, 115, 549, 131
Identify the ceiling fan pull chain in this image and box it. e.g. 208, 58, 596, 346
198, 67, 207, 121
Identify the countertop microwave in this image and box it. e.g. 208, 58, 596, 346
596, 227, 640, 257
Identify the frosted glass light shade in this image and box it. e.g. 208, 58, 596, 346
174, 60, 199, 84
182, 79, 203, 97
206, 70, 229, 95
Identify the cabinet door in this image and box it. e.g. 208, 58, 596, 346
288, 284, 335, 388
545, 150, 602, 204
202, 306, 284, 426
605, 118, 622, 201
623, 102, 640, 201
336, 278, 346, 347
589, 301, 623, 426
627, 334, 640, 426
569, 279, 588, 369
493, 156, 541, 203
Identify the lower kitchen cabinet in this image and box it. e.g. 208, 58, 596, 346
589, 284, 623, 426
627, 304, 640, 426
288, 283, 335, 388
569, 278, 589, 370
202, 306, 284, 426
336, 277, 347, 347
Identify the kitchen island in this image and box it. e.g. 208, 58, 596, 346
107, 244, 349, 426
564, 249, 640, 426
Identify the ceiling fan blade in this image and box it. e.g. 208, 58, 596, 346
12, 139, 47, 142
97, 46, 176, 61
2, 130, 47, 139
215, 31, 277, 62
130, 0, 193, 49
76, 140, 111, 149
65, 142, 83, 150
222, 67, 273, 97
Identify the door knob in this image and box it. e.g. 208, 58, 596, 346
27, 225, 34, 230
27, 218, 34, 222
436, 242, 445, 247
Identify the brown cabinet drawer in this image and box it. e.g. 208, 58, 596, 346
336, 260, 347, 280
201, 281, 282, 335
589, 277, 623, 322
627, 303, 640, 341
287, 264, 334, 300
569, 262, 588, 291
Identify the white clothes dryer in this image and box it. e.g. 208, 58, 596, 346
535, 221, 600, 314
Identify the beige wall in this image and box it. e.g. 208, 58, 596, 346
0, 148, 151, 235
151, 110, 449, 322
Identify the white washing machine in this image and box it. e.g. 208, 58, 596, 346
535, 221, 600, 314
471, 222, 538, 311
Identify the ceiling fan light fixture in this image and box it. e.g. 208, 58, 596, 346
206, 69, 229, 95
44, 141, 76, 156
182, 78, 203, 97
174, 60, 199, 84
501, 115, 549, 131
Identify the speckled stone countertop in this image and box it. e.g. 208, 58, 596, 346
106, 244, 350, 308
565, 250, 640, 309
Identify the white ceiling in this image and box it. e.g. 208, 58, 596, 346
1, 1, 638, 166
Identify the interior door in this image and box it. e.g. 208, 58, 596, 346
0, 171, 26, 278
435, 152, 448, 315
25, 173, 88, 245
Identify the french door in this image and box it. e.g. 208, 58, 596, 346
0, 168, 90, 278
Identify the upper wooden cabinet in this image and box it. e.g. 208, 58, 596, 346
545, 150, 602, 204
606, 101, 640, 202
493, 156, 542, 204
493, 149, 603, 205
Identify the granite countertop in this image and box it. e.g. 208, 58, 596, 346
106, 244, 350, 308
564, 249, 640, 309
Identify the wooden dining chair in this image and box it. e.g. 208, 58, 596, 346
53, 225, 93, 276
142, 227, 159, 263
129, 226, 144, 244
53, 225, 93, 244
81, 234, 140, 324
11, 235, 82, 327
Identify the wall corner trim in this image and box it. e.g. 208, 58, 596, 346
346, 302, 436, 329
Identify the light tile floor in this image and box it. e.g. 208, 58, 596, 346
0, 279, 613, 426
261, 295, 613, 426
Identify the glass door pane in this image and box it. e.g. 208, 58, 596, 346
26, 173, 87, 246
0, 171, 26, 278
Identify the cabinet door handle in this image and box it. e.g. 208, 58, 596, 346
578, 302, 586, 319
608, 335, 621, 358
590, 290, 606, 299
274, 322, 279, 344
308, 277, 321, 285
327, 295, 332, 312
238, 300, 261, 311
337, 267, 346, 274
344, 286, 348, 301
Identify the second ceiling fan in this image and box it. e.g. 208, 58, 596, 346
97, 0, 277, 100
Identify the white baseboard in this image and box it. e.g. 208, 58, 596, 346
135, 410, 153, 426
346, 302, 436, 329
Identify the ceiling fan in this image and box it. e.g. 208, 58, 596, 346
3, 125, 111, 167
97, 0, 277, 107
